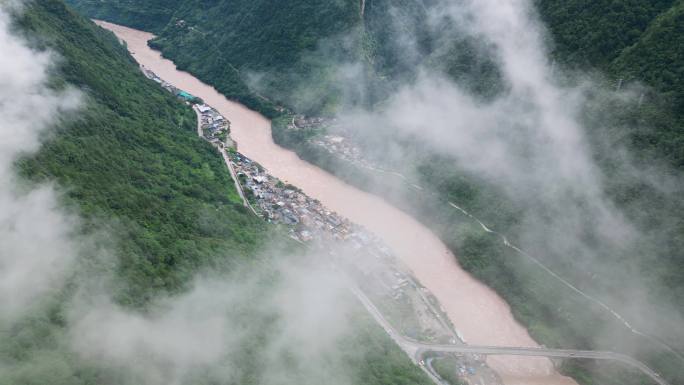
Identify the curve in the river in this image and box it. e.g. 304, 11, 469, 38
96, 20, 578, 385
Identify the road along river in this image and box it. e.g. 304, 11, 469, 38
97, 20, 578, 385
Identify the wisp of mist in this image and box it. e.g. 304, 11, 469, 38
0, 3, 81, 324
365, 0, 683, 345
253, 0, 684, 351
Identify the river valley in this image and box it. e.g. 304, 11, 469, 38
96, 20, 578, 385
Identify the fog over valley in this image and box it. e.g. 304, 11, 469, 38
2, 1, 683, 385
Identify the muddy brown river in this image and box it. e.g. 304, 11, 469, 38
97, 20, 577, 385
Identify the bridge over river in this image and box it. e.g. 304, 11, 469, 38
351, 285, 669, 385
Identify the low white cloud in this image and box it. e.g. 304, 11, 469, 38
0, 4, 81, 324
0, 6, 363, 385
68, 260, 354, 385
330, 0, 683, 357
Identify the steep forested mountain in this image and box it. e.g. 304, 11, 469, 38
66, 0, 684, 131
16, 0, 266, 304
536, 0, 678, 67
68, 0, 364, 116
149, 0, 362, 116
537, 0, 684, 167
63, 0, 184, 32
58, 1, 684, 384
0, 2, 433, 384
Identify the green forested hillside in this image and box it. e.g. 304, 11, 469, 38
68, 0, 363, 116
65, 0, 183, 32
536, 0, 677, 67
610, 1, 684, 104
609, 1, 684, 167
537, 0, 684, 167
64, 0, 684, 120
149, 0, 362, 116
1, 2, 433, 385
65, 0, 385, 115
16, 0, 266, 305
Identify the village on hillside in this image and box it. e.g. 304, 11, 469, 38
142, 64, 502, 385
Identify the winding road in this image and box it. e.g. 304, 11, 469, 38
350, 285, 670, 385
414, 346, 668, 385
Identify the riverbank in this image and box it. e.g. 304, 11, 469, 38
96, 20, 578, 385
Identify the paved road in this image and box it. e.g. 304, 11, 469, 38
219, 148, 256, 213
192, 106, 254, 212
359, 156, 684, 364
349, 285, 670, 385
414, 345, 667, 385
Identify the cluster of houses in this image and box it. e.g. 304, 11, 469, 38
141, 64, 451, 337
141, 65, 197, 102
229, 152, 362, 243
227, 151, 444, 334
139, 63, 502, 385
284, 114, 376, 170
310, 134, 377, 169
286, 115, 336, 130
140, 65, 233, 148
229, 152, 398, 253
197, 104, 231, 145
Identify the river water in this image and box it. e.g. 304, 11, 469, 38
97, 20, 577, 385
